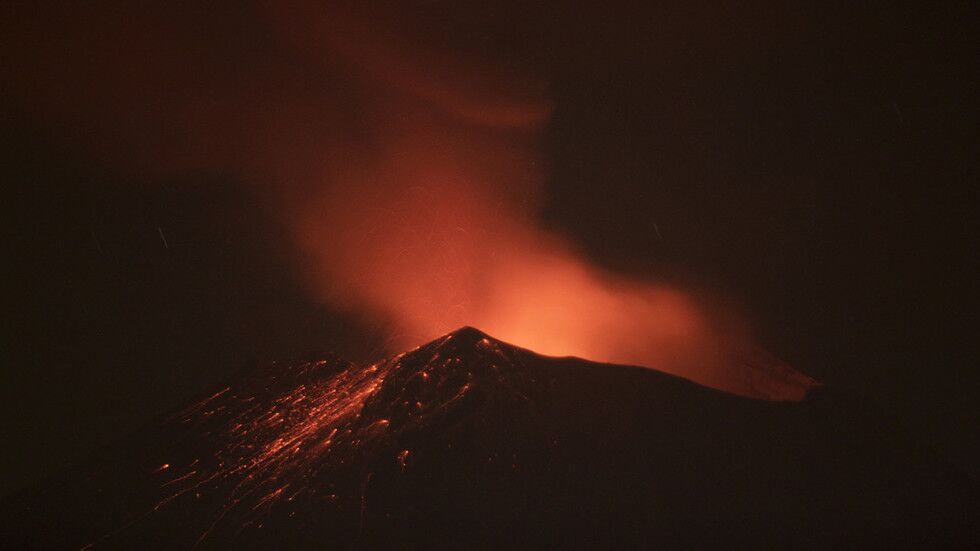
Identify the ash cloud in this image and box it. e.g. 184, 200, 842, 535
2, 1, 815, 399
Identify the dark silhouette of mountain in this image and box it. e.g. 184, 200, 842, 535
3, 327, 975, 548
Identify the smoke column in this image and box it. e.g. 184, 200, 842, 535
1, 2, 816, 400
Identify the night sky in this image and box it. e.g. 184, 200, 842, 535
2, 1, 976, 496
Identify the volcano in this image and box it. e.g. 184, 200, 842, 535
3, 327, 975, 548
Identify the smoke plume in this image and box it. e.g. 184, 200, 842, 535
2, 2, 816, 399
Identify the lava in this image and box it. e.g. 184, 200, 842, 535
82, 327, 540, 548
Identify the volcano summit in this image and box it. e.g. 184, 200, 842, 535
3, 327, 975, 548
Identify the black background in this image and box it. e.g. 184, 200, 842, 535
2, 1, 976, 496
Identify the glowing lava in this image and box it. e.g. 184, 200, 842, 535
79, 328, 537, 547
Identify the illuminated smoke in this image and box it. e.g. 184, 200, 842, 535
1, 2, 815, 399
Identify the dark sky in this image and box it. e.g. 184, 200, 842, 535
2, 1, 976, 496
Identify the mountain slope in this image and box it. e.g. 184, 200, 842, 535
3, 327, 975, 548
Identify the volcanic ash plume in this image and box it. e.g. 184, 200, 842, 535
1, 2, 816, 400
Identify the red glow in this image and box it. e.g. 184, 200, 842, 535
1, 3, 816, 400
276, 5, 816, 400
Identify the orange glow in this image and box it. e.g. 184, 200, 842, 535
2, 2, 816, 400
275, 4, 816, 400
